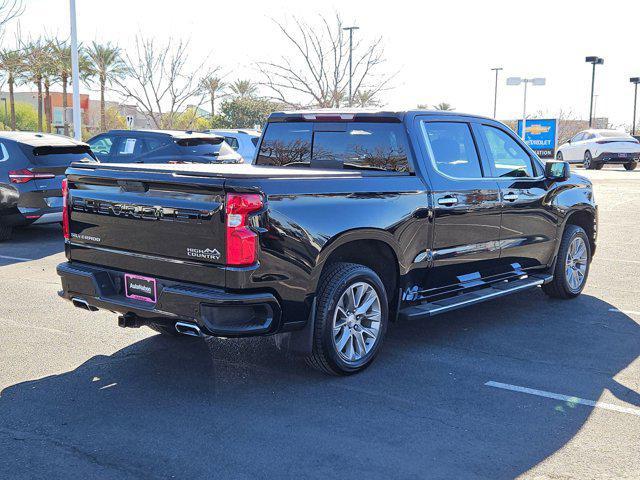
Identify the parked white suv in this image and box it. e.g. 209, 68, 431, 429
203, 129, 261, 163
556, 129, 640, 170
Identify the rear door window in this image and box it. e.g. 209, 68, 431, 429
224, 137, 240, 150
421, 122, 483, 179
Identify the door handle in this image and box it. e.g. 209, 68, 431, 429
503, 192, 518, 202
438, 195, 458, 206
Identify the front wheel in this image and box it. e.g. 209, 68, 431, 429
556, 151, 563, 161
624, 161, 638, 171
543, 224, 591, 299
306, 262, 388, 375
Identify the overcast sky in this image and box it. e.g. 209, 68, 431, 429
6, 0, 640, 126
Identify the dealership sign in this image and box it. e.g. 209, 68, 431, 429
517, 118, 557, 158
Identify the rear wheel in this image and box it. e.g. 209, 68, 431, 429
306, 262, 388, 376
0, 225, 13, 242
624, 161, 638, 171
583, 151, 594, 169
556, 151, 563, 161
543, 224, 591, 299
594, 162, 603, 170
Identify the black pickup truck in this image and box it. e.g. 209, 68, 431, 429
58, 110, 598, 375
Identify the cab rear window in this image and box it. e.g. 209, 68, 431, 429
256, 122, 412, 172
176, 137, 234, 156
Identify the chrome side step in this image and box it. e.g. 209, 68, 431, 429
398, 274, 553, 321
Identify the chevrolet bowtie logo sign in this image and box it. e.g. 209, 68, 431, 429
525, 124, 551, 135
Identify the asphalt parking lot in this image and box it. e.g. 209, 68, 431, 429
0, 165, 639, 479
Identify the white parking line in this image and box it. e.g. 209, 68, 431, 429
609, 308, 640, 316
485, 381, 640, 417
0, 254, 33, 262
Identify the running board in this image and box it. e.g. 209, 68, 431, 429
398, 274, 553, 321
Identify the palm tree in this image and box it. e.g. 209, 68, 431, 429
85, 41, 126, 132
200, 72, 226, 118
229, 79, 257, 98
0, 47, 25, 129
433, 102, 455, 111
353, 90, 380, 108
22, 39, 49, 131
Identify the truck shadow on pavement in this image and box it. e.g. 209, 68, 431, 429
0, 224, 63, 265
0, 291, 638, 479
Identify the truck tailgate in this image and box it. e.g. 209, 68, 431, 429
66, 165, 228, 287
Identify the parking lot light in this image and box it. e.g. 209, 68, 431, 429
630, 77, 640, 136
506, 77, 546, 140
585, 56, 604, 128
491, 67, 503, 118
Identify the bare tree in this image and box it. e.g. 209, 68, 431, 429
115, 35, 205, 129
0, 0, 23, 34
257, 14, 391, 108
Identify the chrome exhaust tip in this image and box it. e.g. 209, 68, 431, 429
71, 297, 98, 312
175, 322, 202, 337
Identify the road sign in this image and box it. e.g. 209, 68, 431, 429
517, 118, 557, 158
126, 115, 134, 128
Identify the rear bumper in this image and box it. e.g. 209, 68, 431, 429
57, 261, 281, 337
594, 152, 639, 164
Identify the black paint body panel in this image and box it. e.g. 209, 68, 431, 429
59, 111, 597, 336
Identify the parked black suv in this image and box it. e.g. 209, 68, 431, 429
58, 110, 598, 375
87, 130, 242, 164
0, 132, 96, 241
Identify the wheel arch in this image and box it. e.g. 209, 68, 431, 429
311, 229, 402, 303
563, 207, 597, 256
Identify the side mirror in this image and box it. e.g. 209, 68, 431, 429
567, 138, 572, 144
545, 161, 570, 181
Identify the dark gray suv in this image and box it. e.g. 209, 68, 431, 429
0, 132, 96, 241
87, 130, 242, 164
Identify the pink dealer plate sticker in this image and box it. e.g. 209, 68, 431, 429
124, 274, 157, 303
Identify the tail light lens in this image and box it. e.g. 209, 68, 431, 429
225, 193, 263, 266
8, 169, 55, 184
62, 178, 69, 240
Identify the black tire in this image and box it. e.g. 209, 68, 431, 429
306, 262, 389, 376
624, 161, 638, 171
0, 224, 13, 242
594, 162, 603, 170
556, 151, 563, 161
542, 224, 591, 299
148, 323, 190, 337
583, 151, 594, 169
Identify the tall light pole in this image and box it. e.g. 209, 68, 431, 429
491, 67, 503, 118
506, 77, 546, 140
69, 0, 82, 140
585, 56, 604, 128
630, 77, 640, 136
343, 26, 359, 107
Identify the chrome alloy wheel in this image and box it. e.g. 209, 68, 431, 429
332, 281, 382, 363
565, 237, 588, 291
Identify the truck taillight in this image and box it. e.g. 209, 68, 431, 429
62, 178, 70, 240
8, 169, 55, 184
225, 193, 262, 266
